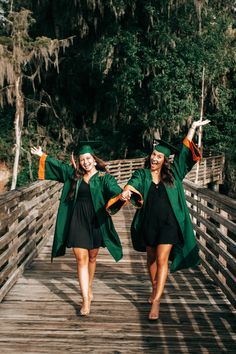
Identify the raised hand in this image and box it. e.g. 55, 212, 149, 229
187, 119, 211, 141
30, 146, 43, 157
191, 119, 211, 129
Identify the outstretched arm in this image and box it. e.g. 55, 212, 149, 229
121, 170, 144, 208
174, 119, 210, 180
31, 146, 74, 182
106, 171, 143, 214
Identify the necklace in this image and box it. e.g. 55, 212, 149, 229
153, 181, 160, 189
151, 170, 161, 188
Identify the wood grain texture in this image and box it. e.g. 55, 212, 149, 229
0, 206, 235, 354
184, 180, 236, 307
0, 180, 62, 301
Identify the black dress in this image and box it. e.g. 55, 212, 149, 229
67, 179, 104, 249
142, 181, 181, 247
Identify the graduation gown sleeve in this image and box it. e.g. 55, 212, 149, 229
173, 138, 201, 180
125, 169, 145, 209
89, 172, 123, 261
106, 169, 144, 215
37, 154, 75, 259
38, 153, 74, 182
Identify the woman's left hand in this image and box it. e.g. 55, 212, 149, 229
191, 119, 211, 129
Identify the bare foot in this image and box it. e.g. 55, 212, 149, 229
80, 298, 90, 316
148, 300, 160, 320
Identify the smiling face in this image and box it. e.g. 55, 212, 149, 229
150, 150, 165, 171
79, 153, 96, 173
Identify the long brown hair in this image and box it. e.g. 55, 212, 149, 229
67, 154, 107, 200
144, 155, 174, 186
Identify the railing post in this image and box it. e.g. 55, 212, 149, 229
218, 209, 228, 285
198, 195, 207, 262
203, 158, 207, 185
192, 190, 198, 226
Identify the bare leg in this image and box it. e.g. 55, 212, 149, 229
146, 246, 157, 303
149, 244, 173, 320
88, 248, 99, 301
73, 248, 90, 315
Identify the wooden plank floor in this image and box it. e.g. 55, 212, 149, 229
0, 206, 235, 353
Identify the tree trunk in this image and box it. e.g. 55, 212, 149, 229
195, 67, 205, 184
11, 75, 24, 190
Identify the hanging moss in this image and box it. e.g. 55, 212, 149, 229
0, 0, 235, 195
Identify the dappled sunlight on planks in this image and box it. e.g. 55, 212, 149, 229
0, 205, 235, 353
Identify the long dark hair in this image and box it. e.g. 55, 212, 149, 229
144, 155, 174, 186
67, 154, 107, 200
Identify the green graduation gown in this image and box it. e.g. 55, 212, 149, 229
38, 154, 123, 262
122, 138, 201, 273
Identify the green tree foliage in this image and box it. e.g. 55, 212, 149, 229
0, 7, 73, 189
1, 0, 236, 195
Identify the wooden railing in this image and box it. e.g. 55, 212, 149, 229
0, 180, 62, 302
107, 158, 145, 184
108, 154, 225, 186
1, 153, 234, 307
186, 154, 224, 185
184, 180, 236, 308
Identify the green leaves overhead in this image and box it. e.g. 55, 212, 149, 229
3, 0, 236, 165
7, 1, 235, 155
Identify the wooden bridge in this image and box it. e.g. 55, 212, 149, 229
0, 154, 235, 353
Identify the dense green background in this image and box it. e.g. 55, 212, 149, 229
0, 1, 235, 196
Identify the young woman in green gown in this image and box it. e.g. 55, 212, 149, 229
31, 145, 127, 316
118, 119, 210, 320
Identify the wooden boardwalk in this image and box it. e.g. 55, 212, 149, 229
0, 206, 235, 353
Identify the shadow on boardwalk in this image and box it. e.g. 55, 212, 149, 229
0, 206, 235, 353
